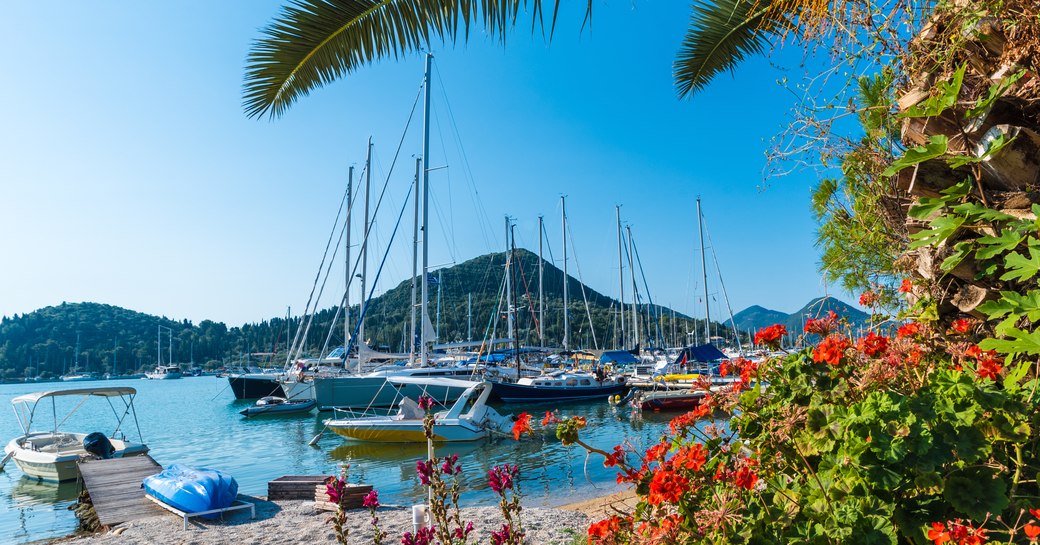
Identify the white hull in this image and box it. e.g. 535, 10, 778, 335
5, 433, 149, 482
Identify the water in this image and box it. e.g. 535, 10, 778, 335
0, 378, 674, 543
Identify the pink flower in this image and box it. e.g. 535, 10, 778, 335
362, 489, 379, 508
488, 464, 519, 494
416, 459, 434, 486
440, 454, 461, 475
418, 395, 434, 410
402, 526, 436, 545
453, 521, 475, 540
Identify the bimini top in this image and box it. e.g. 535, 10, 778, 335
386, 376, 482, 389
12, 387, 137, 405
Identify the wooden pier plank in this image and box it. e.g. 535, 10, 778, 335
78, 455, 165, 526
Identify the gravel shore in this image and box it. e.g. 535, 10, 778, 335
49, 491, 638, 545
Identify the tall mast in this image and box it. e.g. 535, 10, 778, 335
409, 158, 420, 365
627, 225, 639, 349
361, 138, 372, 348
538, 215, 544, 348
345, 166, 353, 362
616, 205, 625, 350
420, 53, 432, 367
511, 224, 520, 378
561, 196, 569, 350
697, 197, 711, 344
436, 270, 442, 340
505, 216, 514, 342
467, 293, 472, 342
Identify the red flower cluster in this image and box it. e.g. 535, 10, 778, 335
588, 515, 631, 545
899, 278, 913, 293
417, 395, 434, 410
326, 475, 348, 504
671, 444, 707, 472
488, 464, 519, 494
512, 412, 532, 440
645, 441, 670, 462
733, 466, 759, 490
897, 322, 922, 338
647, 468, 689, 505
603, 445, 626, 468
542, 410, 560, 426
755, 324, 787, 348
860, 290, 879, 307
966, 345, 1002, 380
804, 311, 839, 336
402, 526, 436, 545
813, 334, 851, 366
951, 318, 973, 334
927, 519, 987, 545
440, 453, 461, 475
362, 489, 379, 508
857, 332, 890, 357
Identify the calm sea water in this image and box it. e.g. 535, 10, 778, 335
0, 377, 675, 544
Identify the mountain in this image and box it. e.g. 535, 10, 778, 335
0, 250, 735, 381
732, 306, 789, 332
733, 297, 870, 333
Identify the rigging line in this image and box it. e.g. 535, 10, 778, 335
434, 66, 496, 251
286, 182, 351, 366
429, 184, 457, 263
429, 96, 459, 260
347, 179, 415, 355
704, 218, 743, 353
514, 249, 542, 340
564, 219, 600, 350
630, 233, 664, 345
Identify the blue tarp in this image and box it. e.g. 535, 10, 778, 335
672, 344, 727, 365
143, 464, 238, 517
599, 350, 640, 365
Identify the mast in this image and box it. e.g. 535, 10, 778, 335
361, 138, 372, 349
616, 205, 625, 350
345, 166, 353, 364
561, 196, 569, 350
511, 224, 520, 378
409, 158, 420, 365
697, 197, 711, 344
538, 215, 544, 348
627, 225, 639, 350
505, 216, 514, 342
436, 270, 442, 340
467, 293, 472, 342
420, 53, 432, 367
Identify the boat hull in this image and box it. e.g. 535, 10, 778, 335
5, 435, 150, 482
639, 392, 707, 411
327, 421, 487, 443
313, 377, 467, 411
490, 382, 625, 404
239, 399, 316, 417
228, 375, 285, 399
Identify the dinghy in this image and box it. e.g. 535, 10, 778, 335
142, 464, 238, 517
239, 396, 317, 417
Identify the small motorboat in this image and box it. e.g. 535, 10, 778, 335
611, 388, 709, 412
143, 464, 238, 516
145, 364, 183, 380
324, 377, 513, 443
239, 396, 317, 417
3, 387, 149, 482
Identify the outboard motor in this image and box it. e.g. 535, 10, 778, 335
83, 432, 115, 459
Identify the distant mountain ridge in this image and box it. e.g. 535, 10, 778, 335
733, 297, 869, 333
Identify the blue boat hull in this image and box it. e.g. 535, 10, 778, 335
490, 382, 625, 404
143, 464, 238, 516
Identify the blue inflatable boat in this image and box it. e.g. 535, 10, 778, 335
142, 464, 239, 516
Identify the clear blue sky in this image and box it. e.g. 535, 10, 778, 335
0, 1, 847, 327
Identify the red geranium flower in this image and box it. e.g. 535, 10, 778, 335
951, 318, 973, 334
860, 291, 879, 307
899, 278, 913, 293
1025, 523, 1040, 542
897, 322, 922, 338
857, 332, 889, 357
927, 522, 950, 545
733, 466, 758, 490
542, 410, 560, 426
647, 469, 689, 505
512, 412, 532, 440
813, 334, 851, 366
804, 311, 839, 336
754, 324, 787, 348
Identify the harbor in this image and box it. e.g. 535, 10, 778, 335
0, 376, 674, 543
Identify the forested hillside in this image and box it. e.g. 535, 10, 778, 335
0, 250, 719, 380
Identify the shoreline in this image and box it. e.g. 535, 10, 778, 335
48, 488, 638, 545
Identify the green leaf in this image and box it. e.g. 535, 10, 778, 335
949, 133, 1009, 169
902, 65, 965, 118
908, 215, 964, 249
975, 229, 1025, 260
943, 467, 1008, 520
908, 197, 948, 221
883, 136, 949, 177
1003, 361, 1031, 391
979, 326, 1040, 356
940, 241, 972, 273
1002, 247, 1040, 282
950, 201, 1016, 223
966, 69, 1026, 119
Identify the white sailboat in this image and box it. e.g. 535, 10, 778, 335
145, 325, 182, 380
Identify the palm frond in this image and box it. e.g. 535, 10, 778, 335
244, 0, 589, 120
673, 0, 785, 100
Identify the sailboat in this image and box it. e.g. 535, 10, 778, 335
145, 325, 182, 380
60, 333, 98, 382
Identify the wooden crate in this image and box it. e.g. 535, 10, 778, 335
314, 483, 373, 511
268, 476, 330, 500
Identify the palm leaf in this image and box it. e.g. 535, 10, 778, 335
244, 0, 587, 120
673, 0, 787, 99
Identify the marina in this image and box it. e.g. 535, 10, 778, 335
0, 376, 675, 544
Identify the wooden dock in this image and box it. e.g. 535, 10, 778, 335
78, 455, 165, 526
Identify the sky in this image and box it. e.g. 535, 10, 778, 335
0, 1, 852, 328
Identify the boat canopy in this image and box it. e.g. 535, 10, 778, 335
672, 344, 727, 365
599, 350, 640, 365
386, 376, 482, 389
12, 387, 137, 405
